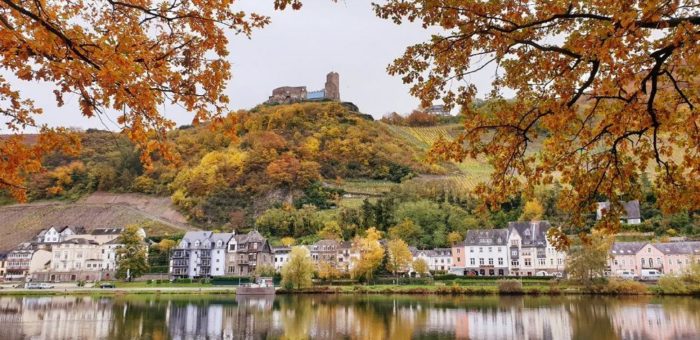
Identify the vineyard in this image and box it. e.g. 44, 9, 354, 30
384, 123, 494, 190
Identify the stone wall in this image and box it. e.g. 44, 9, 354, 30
324, 72, 340, 101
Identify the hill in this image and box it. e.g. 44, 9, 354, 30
0, 192, 195, 252
2, 102, 445, 230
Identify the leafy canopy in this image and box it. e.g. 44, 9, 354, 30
0, 0, 305, 200
375, 1, 700, 249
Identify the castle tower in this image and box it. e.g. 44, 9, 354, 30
324, 72, 340, 101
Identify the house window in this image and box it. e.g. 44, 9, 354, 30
488, 258, 493, 265
470, 258, 475, 265
539, 259, 545, 266
498, 258, 503, 265
479, 258, 484, 265
511, 260, 519, 266
511, 250, 517, 256
488, 247, 492, 252
479, 247, 483, 253
498, 247, 502, 252
524, 259, 531, 266
457, 249, 461, 254
470, 248, 474, 253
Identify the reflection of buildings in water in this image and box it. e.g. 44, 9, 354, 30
610, 303, 700, 340
226, 296, 274, 339
166, 296, 274, 340
460, 303, 582, 340
0, 296, 113, 339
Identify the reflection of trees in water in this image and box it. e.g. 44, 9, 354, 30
3, 295, 700, 339
108, 297, 169, 340
565, 297, 618, 340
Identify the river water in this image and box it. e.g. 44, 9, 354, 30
1, 294, 699, 339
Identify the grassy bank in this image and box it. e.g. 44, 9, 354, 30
0, 278, 670, 297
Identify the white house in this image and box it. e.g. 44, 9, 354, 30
272, 247, 291, 272
171, 231, 215, 278
597, 200, 642, 225
464, 229, 510, 276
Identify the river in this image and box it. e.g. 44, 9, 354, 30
1, 294, 699, 339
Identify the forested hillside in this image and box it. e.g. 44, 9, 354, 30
1, 101, 696, 247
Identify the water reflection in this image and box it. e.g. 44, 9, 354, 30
1, 294, 699, 339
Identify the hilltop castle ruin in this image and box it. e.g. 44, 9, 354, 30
267, 72, 340, 104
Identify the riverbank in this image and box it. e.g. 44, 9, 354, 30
0, 280, 668, 296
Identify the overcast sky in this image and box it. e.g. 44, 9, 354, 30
3, 0, 496, 132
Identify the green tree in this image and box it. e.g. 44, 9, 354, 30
255, 264, 276, 278
388, 219, 422, 246
385, 239, 413, 283
565, 231, 613, 284
116, 225, 149, 281
281, 246, 314, 290
318, 221, 343, 240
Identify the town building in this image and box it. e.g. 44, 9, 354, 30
272, 247, 291, 272
4, 243, 52, 281
34, 226, 84, 244
609, 241, 700, 277
31, 227, 146, 282
308, 239, 352, 272
225, 230, 273, 277
507, 221, 566, 276
0, 252, 7, 279
170, 232, 233, 278
597, 200, 642, 224
463, 229, 510, 276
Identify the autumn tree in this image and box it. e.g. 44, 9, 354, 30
281, 246, 314, 290
0, 1, 300, 200
447, 231, 463, 246
566, 231, 614, 284
280, 236, 296, 247
317, 260, 340, 284
375, 1, 700, 249
116, 225, 148, 281
412, 258, 429, 277
520, 200, 545, 221
351, 227, 385, 283
385, 238, 413, 283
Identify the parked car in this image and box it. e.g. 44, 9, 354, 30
640, 269, 662, 281
99, 283, 116, 289
26, 283, 54, 289
615, 270, 637, 280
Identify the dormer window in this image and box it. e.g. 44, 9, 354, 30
194, 240, 200, 247
524, 229, 530, 236
217, 240, 223, 247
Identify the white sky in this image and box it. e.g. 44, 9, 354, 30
3, 0, 496, 132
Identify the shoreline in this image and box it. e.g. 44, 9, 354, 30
1, 284, 692, 297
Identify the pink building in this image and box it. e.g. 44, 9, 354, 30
451, 241, 466, 273
609, 241, 700, 276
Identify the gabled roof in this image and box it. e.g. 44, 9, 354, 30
653, 241, 700, 255
507, 221, 551, 247
610, 242, 647, 255
465, 229, 509, 246
597, 200, 641, 220
90, 228, 124, 235
210, 233, 234, 246
60, 238, 99, 246
272, 246, 291, 253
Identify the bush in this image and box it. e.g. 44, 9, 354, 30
604, 278, 649, 295
658, 275, 689, 294
497, 280, 523, 294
